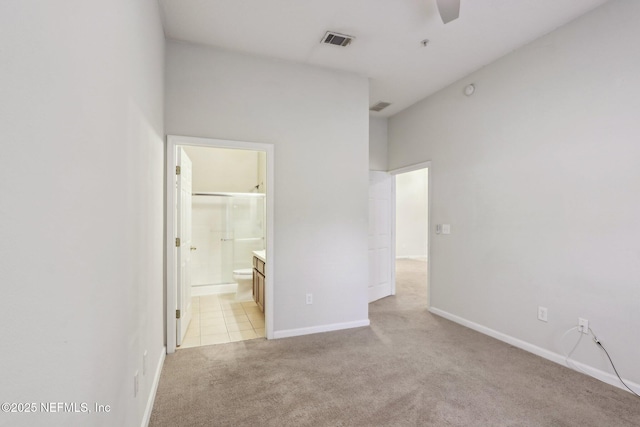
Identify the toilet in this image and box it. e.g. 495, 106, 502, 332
233, 268, 254, 301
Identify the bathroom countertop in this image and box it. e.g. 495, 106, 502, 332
253, 250, 266, 262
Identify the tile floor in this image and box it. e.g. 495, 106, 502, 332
179, 293, 265, 349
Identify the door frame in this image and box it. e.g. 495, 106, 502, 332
165, 135, 275, 353
176, 147, 193, 346
389, 161, 431, 308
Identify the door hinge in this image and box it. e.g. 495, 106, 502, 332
175, 237, 181, 247
176, 309, 181, 319
176, 165, 181, 175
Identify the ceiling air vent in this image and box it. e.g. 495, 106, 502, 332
321, 31, 354, 47
370, 102, 392, 112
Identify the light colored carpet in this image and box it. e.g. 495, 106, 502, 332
150, 260, 640, 426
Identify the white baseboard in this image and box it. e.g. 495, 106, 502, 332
142, 347, 166, 427
396, 256, 428, 261
273, 319, 370, 339
429, 307, 640, 395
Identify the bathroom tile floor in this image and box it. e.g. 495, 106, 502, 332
179, 293, 265, 349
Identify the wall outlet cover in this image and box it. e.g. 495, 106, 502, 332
578, 318, 589, 334
537, 306, 548, 322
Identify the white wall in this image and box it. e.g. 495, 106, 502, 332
0, 1, 165, 426
166, 42, 370, 334
369, 117, 388, 171
395, 169, 428, 259
389, 0, 640, 388
182, 145, 260, 193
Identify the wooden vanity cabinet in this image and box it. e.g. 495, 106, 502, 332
253, 256, 265, 313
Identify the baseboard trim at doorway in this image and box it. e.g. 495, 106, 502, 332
142, 347, 166, 427
273, 319, 370, 339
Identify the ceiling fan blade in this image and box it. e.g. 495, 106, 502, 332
436, 0, 460, 24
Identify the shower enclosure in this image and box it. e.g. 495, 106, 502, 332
190, 192, 265, 294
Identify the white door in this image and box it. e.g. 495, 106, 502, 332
368, 171, 394, 302
176, 147, 193, 346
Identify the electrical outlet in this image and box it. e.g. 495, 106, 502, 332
306, 293, 313, 305
578, 318, 589, 334
134, 371, 139, 397
537, 306, 548, 322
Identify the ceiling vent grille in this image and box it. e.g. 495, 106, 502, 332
321, 31, 354, 47
370, 102, 392, 112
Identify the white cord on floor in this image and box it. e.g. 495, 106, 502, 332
560, 326, 590, 376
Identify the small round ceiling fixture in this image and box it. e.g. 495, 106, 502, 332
464, 84, 475, 96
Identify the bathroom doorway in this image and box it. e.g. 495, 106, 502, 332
166, 136, 275, 353
392, 163, 430, 306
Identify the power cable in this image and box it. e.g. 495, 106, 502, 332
588, 328, 640, 398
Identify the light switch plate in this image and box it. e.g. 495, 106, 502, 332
442, 224, 451, 234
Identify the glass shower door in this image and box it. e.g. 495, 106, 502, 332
230, 195, 265, 271
219, 196, 235, 284
191, 193, 265, 287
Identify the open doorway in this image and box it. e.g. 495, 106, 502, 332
393, 164, 430, 305
368, 163, 430, 305
179, 145, 266, 349
166, 136, 274, 354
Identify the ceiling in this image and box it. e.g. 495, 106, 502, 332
159, 0, 610, 117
